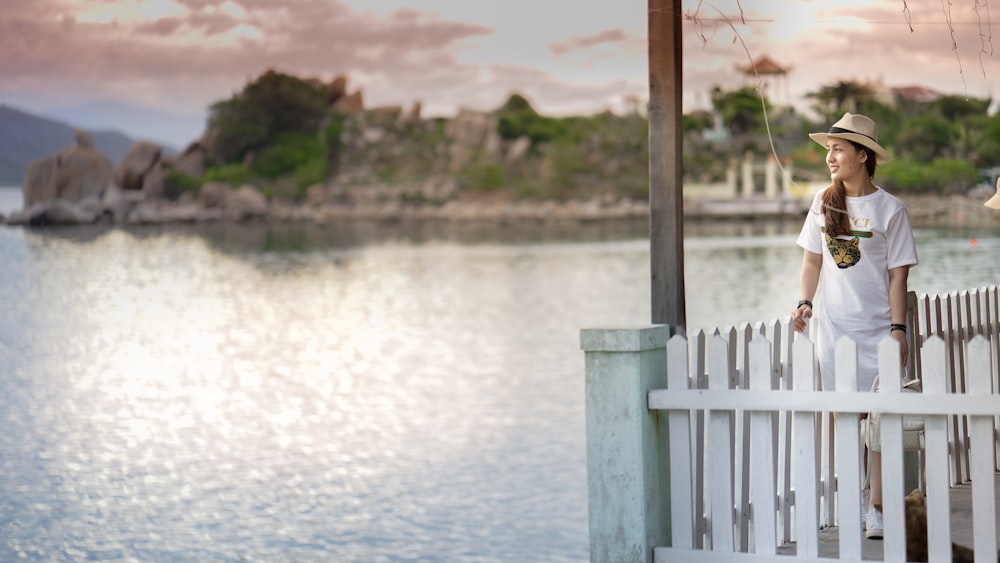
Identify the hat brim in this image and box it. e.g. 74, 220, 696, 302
986, 191, 1000, 210
809, 132, 891, 163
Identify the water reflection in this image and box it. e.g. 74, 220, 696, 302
1, 227, 605, 561
0, 217, 997, 560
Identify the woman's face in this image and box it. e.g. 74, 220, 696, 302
825, 139, 868, 183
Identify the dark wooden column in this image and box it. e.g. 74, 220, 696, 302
648, 0, 686, 332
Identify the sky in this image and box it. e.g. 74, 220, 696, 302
0, 0, 997, 148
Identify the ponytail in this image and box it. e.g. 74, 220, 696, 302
822, 182, 850, 238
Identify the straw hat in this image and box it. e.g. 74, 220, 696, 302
987, 177, 1000, 209
809, 112, 891, 163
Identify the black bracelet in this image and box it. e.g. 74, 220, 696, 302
890, 323, 907, 333
797, 300, 813, 310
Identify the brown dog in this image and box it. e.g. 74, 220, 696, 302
904, 488, 992, 562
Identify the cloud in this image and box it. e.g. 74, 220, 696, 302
136, 12, 243, 36
0, 0, 494, 112
550, 29, 630, 56
0, 0, 995, 144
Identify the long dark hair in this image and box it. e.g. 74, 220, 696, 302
821, 141, 877, 238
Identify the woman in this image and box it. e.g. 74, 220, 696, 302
791, 112, 919, 540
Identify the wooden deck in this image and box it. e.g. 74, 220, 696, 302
777, 473, 1000, 560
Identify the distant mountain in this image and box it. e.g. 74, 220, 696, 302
43, 100, 204, 151
0, 104, 136, 186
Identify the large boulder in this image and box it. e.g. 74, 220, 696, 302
115, 141, 162, 191
198, 181, 231, 208
140, 160, 171, 199
172, 143, 206, 179
139, 143, 205, 200
328, 74, 349, 103
397, 100, 422, 128
21, 130, 114, 207
224, 184, 268, 221
445, 109, 501, 173
195, 182, 268, 221
6, 196, 102, 226
21, 154, 60, 205
334, 90, 364, 113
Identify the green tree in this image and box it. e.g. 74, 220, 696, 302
977, 111, 1000, 164
496, 93, 567, 143
205, 69, 330, 166
894, 114, 955, 162
710, 86, 770, 135
806, 80, 875, 121
931, 95, 991, 122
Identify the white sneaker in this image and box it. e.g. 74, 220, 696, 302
865, 505, 884, 539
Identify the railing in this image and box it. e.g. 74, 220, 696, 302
580, 285, 1000, 562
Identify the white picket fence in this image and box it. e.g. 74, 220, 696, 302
645, 285, 1000, 562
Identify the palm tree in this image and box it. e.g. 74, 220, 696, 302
806, 80, 875, 119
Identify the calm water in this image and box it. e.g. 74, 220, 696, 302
0, 186, 998, 561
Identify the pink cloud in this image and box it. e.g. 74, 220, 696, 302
0, 0, 994, 140
0, 0, 494, 111
136, 12, 242, 36
550, 29, 630, 55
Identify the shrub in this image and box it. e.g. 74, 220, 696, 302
293, 157, 327, 193
458, 155, 506, 191
203, 164, 250, 186
496, 92, 569, 143
162, 170, 200, 201
252, 132, 324, 180
498, 112, 567, 143
545, 140, 590, 189
879, 157, 978, 194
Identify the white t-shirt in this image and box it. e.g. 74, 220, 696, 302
796, 186, 919, 392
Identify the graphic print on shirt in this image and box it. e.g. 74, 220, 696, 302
825, 234, 861, 269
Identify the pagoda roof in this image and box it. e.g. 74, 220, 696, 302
736, 55, 791, 75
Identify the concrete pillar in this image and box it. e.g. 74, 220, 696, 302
581, 325, 671, 562
765, 155, 778, 199
726, 161, 738, 198
782, 159, 793, 198
741, 152, 754, 198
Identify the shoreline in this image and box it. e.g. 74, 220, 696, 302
1, 188, 998, 231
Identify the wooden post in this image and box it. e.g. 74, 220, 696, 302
648, 0, 686, 330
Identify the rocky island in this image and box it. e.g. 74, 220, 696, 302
2, 70, 998, 230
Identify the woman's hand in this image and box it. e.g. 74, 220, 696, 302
792, 304, 812, 333
892, 329, 909, 369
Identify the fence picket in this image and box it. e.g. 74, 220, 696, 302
967, 336, 997, 559
707, 336, 735, 551
775, 319, 793, 546
833, 337, 863, 560
749, 336, 777, 555
975, 288, 985, 336
990, 287, 1000, 471
822, 410, 836, 528
736, 325, 752, 552
792, 335, 819, 557
958, 292, 973, 483
667, 335, 694, 549
920, 336, 953, 562
876, 337, 906, 562
691, 329, 707, 548
946, 293, 964, 484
